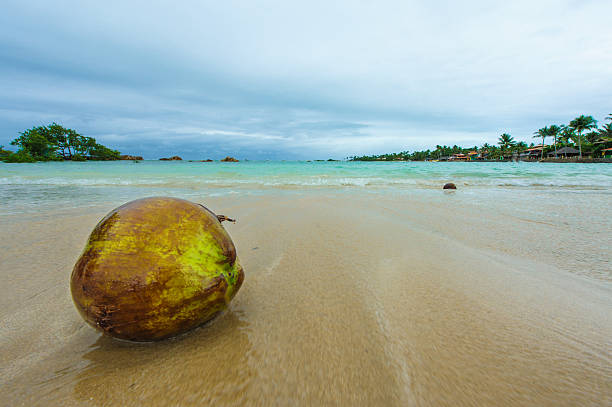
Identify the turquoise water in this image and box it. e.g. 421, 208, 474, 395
1, 160, 610, 280
1, 160, 611, 213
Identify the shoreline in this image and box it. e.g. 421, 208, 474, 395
1, 190, 610, 405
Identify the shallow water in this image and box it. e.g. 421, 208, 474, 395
1, 161, 611, 211
1, 163, 611, 406
2, 161, 610, 281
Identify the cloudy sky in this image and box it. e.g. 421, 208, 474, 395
1, 1, 611, 159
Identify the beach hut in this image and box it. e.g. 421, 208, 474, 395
521, 146, 544, 160
548, 147, 580, 158
602, 147, 612, 158
472, 150, 489, 160
593, 138, 612, 149
450, 153, 469, 161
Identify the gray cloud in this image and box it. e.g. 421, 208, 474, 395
1, 0, 611, 159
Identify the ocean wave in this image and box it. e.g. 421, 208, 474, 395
2, 175, 611, 189
2, 161, 611, 189
0, 177, 169, 186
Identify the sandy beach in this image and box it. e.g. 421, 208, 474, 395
2, 0, 612, 403
1, 188, 610, 406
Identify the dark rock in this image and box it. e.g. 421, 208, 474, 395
119, 155, 143, 160
221, 156, 239, 162
443, 183, 457, 190
159, 156, 182, 161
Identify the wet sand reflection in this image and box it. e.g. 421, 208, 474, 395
74, 310, 253, 406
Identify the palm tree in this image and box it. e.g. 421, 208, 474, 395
585, 131, 600, 143
512, 141, 527, 160
598, 115, 612, 139
498, 133, 515, 148
569, 115, 598, 158
598, 122, 612, 139
434, 145, 442, 159
558, 125, 573, 144
478, 143, 490, 159
515, 141, 527, 152
548, 125, 560, 157
498, 133, 515, 158
533, 126, 549, 159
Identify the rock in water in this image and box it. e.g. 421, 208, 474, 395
220, 156, 239, 162
443, 183, 457, 190
70, 197, 244, 341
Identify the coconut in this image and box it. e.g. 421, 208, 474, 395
70, 197, 244, 341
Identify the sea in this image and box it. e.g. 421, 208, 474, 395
2, 160, 611, 215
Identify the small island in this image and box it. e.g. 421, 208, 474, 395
1, 123, 122, 163
119, 155, 143, 160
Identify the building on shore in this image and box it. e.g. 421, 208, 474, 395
520, 145, 545, 160
449, 153, 469, 161
547, 147, 580, 158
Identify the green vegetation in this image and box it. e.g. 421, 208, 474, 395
498, 133, 515, 151
0, 145, 15, 160
2, 123, 120, 162
568, 115, 598, 158
350, 114, 612, 161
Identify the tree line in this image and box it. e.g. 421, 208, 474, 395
350, 114, 612, 161
0, 123, 120, 162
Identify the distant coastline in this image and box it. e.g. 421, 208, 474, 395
349, 157, 612, 164
3, 114, 611, 163
350, 114, 612, 162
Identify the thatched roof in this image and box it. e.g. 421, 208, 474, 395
548, 147, 580, 156
556, 147, 580, 154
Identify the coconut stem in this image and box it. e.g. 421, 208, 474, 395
197, 203, 236, 223
217, 215, 236, 223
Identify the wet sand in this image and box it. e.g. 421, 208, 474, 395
1, 191, 611, 406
